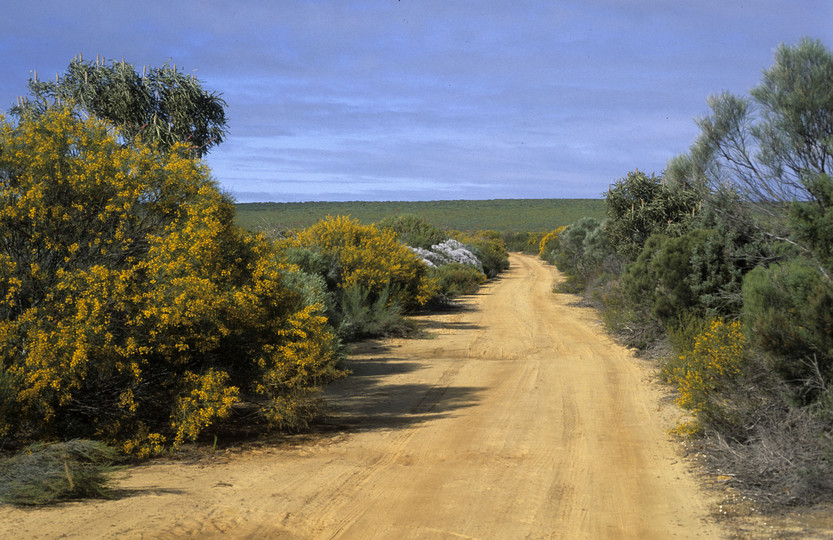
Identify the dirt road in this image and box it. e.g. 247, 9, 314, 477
0, 254, 723, 539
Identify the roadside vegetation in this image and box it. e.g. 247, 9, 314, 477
0, 57, 508, 504
543, 37, 833, 508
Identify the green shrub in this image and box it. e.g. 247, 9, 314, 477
553, 217, 611, 290
456, 232, 509, 278
622, 229, 743, 328
377, 214, 446, 249
791, 173, 833, 271
279, 264, 333, 314
623, 234, 698, 324
281, 246, 343, 292
334, 283, 415, 341
742, 259, 833, 402
0, 440, 120, 505
501, 231, 542, 254
431, 263, 487, 300
604, 170, 700, 260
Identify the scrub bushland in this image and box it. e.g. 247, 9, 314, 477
546, 38, 833, 507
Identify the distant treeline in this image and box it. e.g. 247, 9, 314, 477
235, 199, 606, 233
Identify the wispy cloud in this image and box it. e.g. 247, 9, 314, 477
2, 1, 832, 201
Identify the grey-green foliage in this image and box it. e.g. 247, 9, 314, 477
430, 263, 486, 302
554, 217, 600, 279
334, 282, 413, 341
377, 214, 446, 249
282, 247, 343, 294
282, 246, 413, 341
280, 265, 333, 314
674, 38, 833, 226
281, 246, 342, 332
12, 55, 227, 157
553, 217, 621, 292
0, 440, 120, 505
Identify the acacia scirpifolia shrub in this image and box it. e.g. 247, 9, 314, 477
604, 170, 699, 261
280, 215, 438, 310
0, 110, 339, 455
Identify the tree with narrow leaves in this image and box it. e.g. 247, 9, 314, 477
11, 54, 227, 157
670, 37, 833, 219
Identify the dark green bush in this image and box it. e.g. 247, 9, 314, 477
742, 260, 833, 402
624, 234, 698, 324
622, 228, 745, 328
791, 173, 833, 271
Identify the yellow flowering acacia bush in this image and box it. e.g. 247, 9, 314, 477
281, 215, 437, 309
667, 318, 747, 436
538, 226, 566, 264
452, 230, 509, 278
0, 110, 339, 454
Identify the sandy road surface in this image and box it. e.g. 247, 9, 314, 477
0, 254, 724, 539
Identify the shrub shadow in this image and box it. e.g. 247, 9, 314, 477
320, 354, 483, 433
409, 302, 483, 334
107, 487, 187, 501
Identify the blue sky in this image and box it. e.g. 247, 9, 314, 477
2, 1, 832, 202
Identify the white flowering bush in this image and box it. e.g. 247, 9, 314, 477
410, 239, 482, 271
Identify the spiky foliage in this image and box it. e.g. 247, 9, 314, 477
12, 55, 227, 157
0, 439, 120, 505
